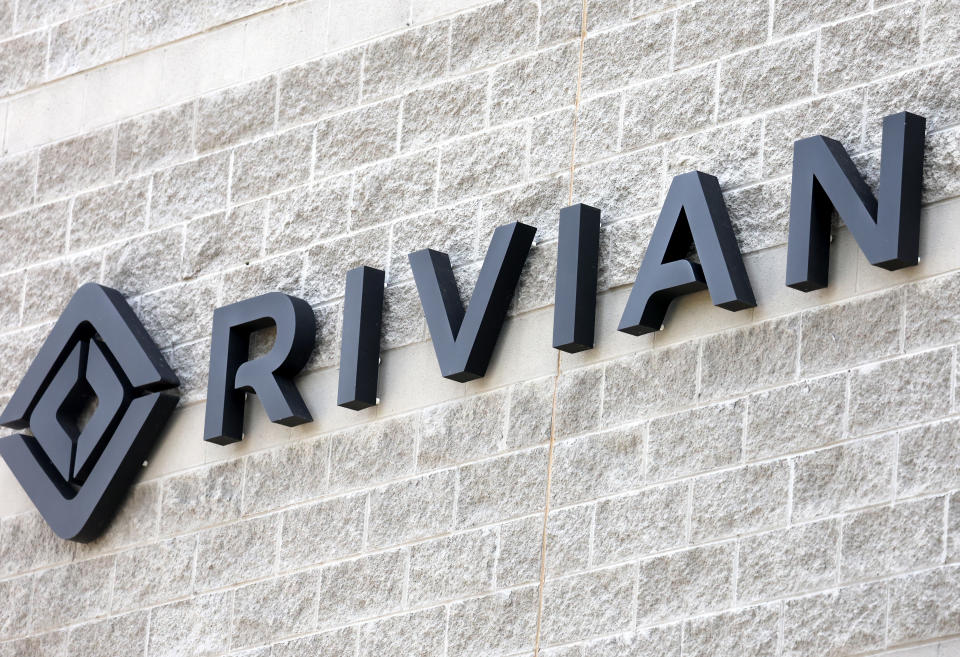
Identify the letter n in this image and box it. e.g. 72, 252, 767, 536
786, 111, 926, 291
618, 171, 755, 336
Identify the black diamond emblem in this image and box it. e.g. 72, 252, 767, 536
0, 284, 179, 542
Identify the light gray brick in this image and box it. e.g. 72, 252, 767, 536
273, 628, 357, 657
197, 76, 276, 152
622, 66, 717, 150
13, 0, 70, 30
73, 481, 162, 559
351, 149, 438, 229
242, 438, 328, 515
840, 496, 944, 581
65, 612, 148, 657
700, 316, 800, 401
592, 482, 687, 565
899, 419, 960, 496
782, 583, 886, 657
541, 564, 635, 645
573, 147, 663, 225
151, 152, 229, 226
921, 0, 960, 60
450, 0, 538, 73
0, 630, 68, 657
457, 447, 549, 528
101, 226, 183, 296
147, 590, 232, 657
196, 516, 278, 590
420, 390, 508, 470
0, 151, 36, 214
540, 626, 682, 657
400, 73, 488, 153
358, 607, 446, 657
924, 127, 960, 204
491, 42, 578, 124
0, 31, 47, 95
438, 124, 527, 203
138, 278, 218, 350
71, 179, 148, 251
539, 0, 635, 46
555, 366, 603, 437
691, 461, 790, 542
773, 0, 867, 35
382, 282, 427, 349
21, 251, 102, 324
683, 603, 780, 657
950, 491, 960, 563
507, 376, 555, 449
0, 324, 47, 393
183, 205, 264, 278
265, 176, 352, 252
279, 493, 365, 570
447, 586, 538, 657
746, 374, 845, 460
32, 556, 114, 631
864, 62, 960, 150
37, 128, 115, 201
303, 226, 390, 303
478, 176, 567, 245
665, 119, 763, 189
0, 576, 30, 640
163, 338, 210, 403
530, 96, 620, 176
315, 99, 400, 176
368, 470, 455, 548
363, 22, 448, 100
676, 0, 768, 68
0, 271, 22, 328
738, 520, 839, 603
905, 271, 960, 351
408, 527, 496, 605
726, 177, 792, 252
389, 201, 477, 283
498, 508, 591, 586
117, 102, 195, 179
221, 252, 304, 304
793, 436, 895, 521
113, 535, 196, 610
330, 414, 419, 491
636, 543, 735, 624
232, 571, 319, 649
889, 565, 960, 644
231, 125, 313, 203
603, 342, 698, 424
849, 348, 952, 435
48, 3, 124, 77
649, 401, 743, 481
580, 14, 671, 97
820, 5, 921, 93
160, 459, 243, 536
719, 34, 816, 121
550, 426, 644, 506
278, 49, 362, 127
316, 550, 405, 628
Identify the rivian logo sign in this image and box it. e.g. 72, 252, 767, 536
0, 111, 927, 541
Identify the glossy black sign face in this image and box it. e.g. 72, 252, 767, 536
0, 284, 179, 542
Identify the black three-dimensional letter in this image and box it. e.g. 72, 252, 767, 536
338, 266, 385, 410
619, 171, 755, 336
553, 204, 601, 353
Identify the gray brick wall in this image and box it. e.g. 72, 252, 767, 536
0, 0, 959, 655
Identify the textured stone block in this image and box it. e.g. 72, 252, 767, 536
101, 226, 183, 296
242, 438, 328, 515
74, 482, 161, 558
675, 0, 768, 68
0, 151, 36, 215
550, 426, 644, 506
665, 119, 762, 190
160, 459, 243, 536
0, 31, 48, 95
580, 14, 671, 97
148, 590, 232, 657
231, 125, 312, 203
700, 316, 800, 401
303, 226, 390, 302
114, 535, 196, 609
864, 62, 960, 149
137, 278, 218, 350
221, 252, 305, 305
450, 0, 538, 73
555, 366, 603, 437
0, 271, 21, 329
408, 527, 497, 605
278, 49, 362, 127
163, 338, 210, 403
279, 493, 365, 570
21, 251, 102, 324
13, 0, 69, 31
351, 149, 438, 229
265, 176, 351, 252
540, 564, 635, 645
530, 96, 620, 176
573, 147, 663, 226
273, 627, 357, 657
922, 0, 960, 60
65, 612, 148, 657
37, 128, 114, 201
151, 152, 229, 226
389, 201, 478, 282
382, 282, 427, 349
738, 520, 839, 603
773, 0, 867, 35
746, 374, 845, 460
329, 415, 418, 490
800, 291, 902, 376
368, 470, 455, 548
781, 583, 886, 657
400, 73, 487, 152
358, 607, 446, 657
691, 461, 789, 542
457, 447, 549, 528
478, 177, 567, 247
539, 0, 634, 46
232, 571, 319, 648
648, 401, 743, 481
635, 543, 735, 624
603, 342, 698, 424
841, 496, 944, 581
183, 205, 264, 278
726, 178, 793, 253
496, 514, 543, 587
507, 376, 555, 449
905, 271, 960, 351
540, 626, 682, 657
848, 348, 952, 435
315, 99, 400, 176
31, 556, 114, 631
622, 66, 717, 150
0, 576, 30, 640
0, 324, 48, 393
316, 550, 405, 628
420, 390, 508, 470
793, 436, 894, 521
683, 603, 780, 657
117, 102, 195, 178
888, 565, 960, 644
820, 5, 921, 92
447, 586, 538, 657
719, 34, 816, 121
197, 76, 276, 152
899, 419, 960, 496
924, 127, 960, 204
491, 42, 578, 124
0, 630, 68, 657
364, 22, 448, 100
71, 179, 148, 251
196, 515, 278, 590
438, 124, 526, 203
592, 482, 687, 565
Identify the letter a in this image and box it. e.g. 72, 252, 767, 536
619, 171, 755, 336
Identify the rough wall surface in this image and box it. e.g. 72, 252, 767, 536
0, 0, 959, 655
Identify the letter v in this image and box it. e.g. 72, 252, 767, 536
409, 222, 537, 382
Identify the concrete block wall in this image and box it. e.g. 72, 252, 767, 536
0, 0, 959, 655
